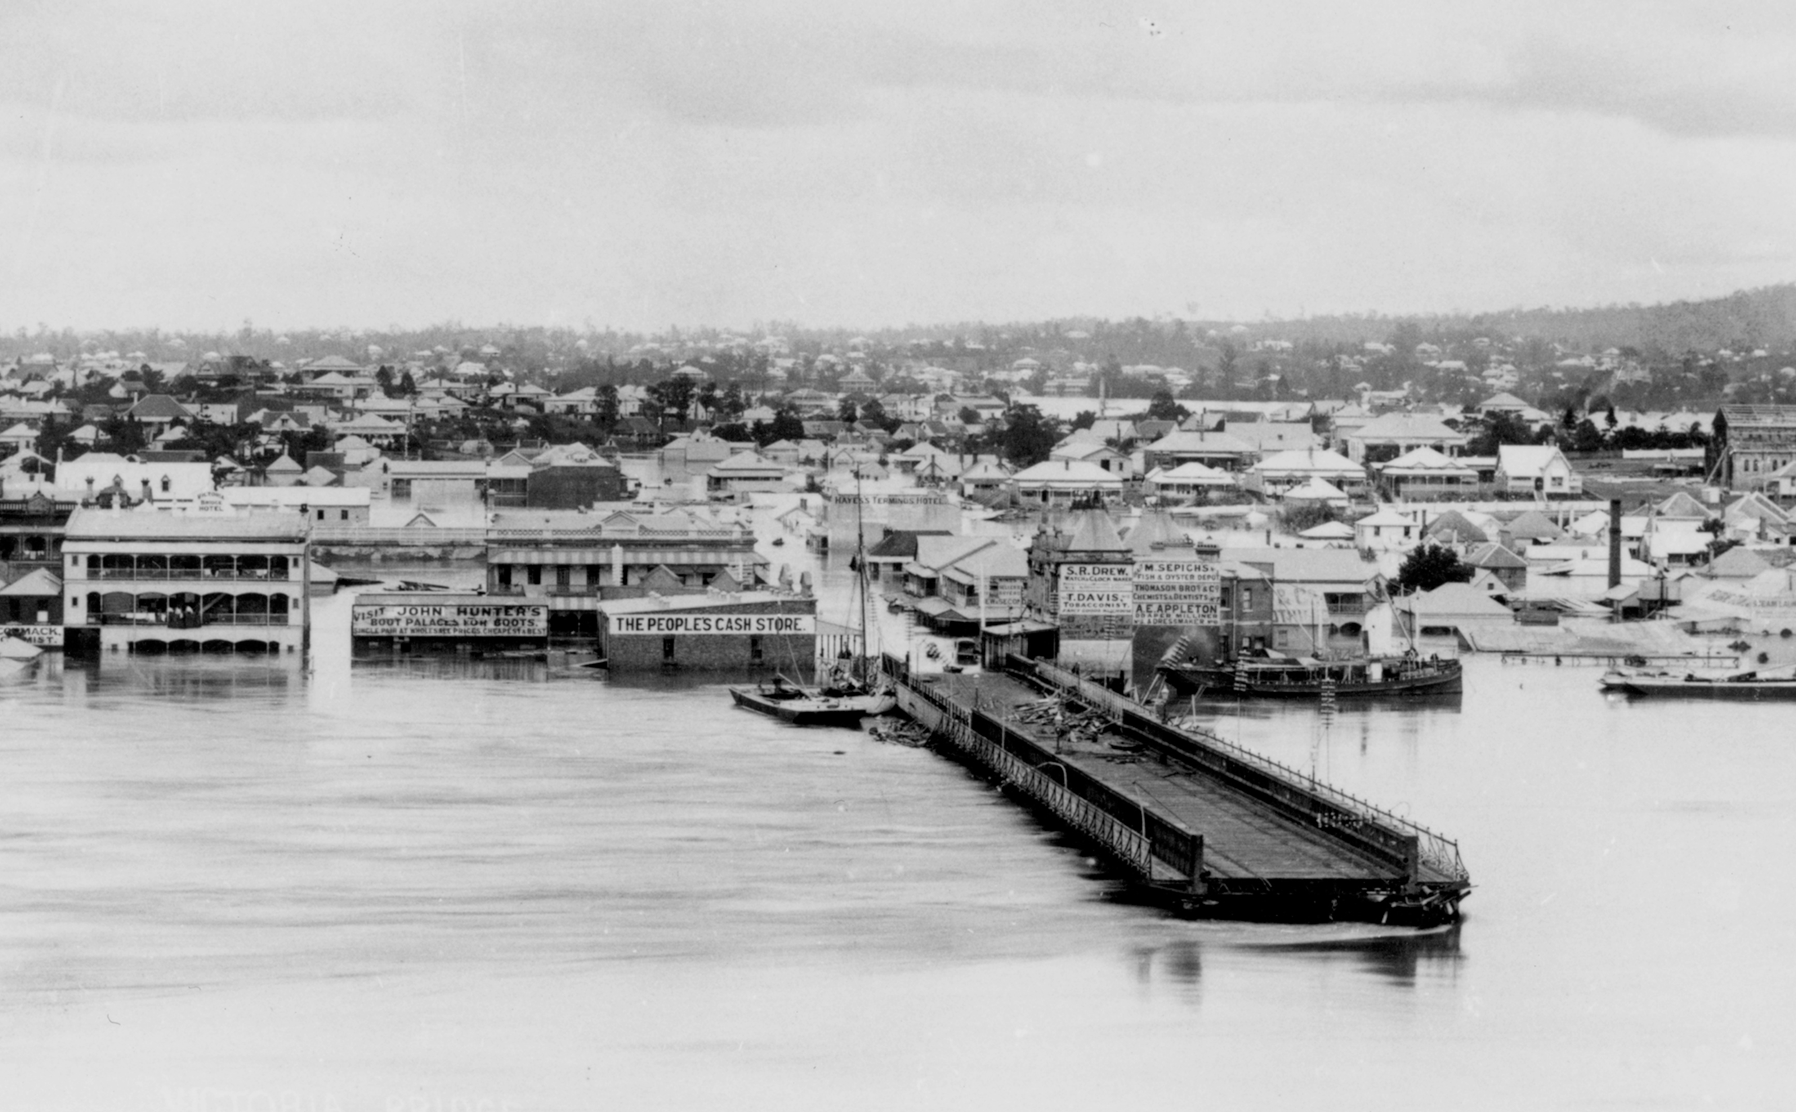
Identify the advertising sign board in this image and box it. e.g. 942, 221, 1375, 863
351, 603, 548, 638
1057, 563, 1133, 616
609, 613, 816, 636
1132, 559, 1221, 625
1, 624, 63, 647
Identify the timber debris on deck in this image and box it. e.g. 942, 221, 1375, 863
886, 653, 1470, 926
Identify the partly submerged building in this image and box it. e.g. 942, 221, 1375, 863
60, 506, 311, 656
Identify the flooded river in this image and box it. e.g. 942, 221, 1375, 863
1, 563, 1791, 1110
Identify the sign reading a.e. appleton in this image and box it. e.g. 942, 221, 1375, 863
610, 613, 816, 635
351, 603, 548, 637
1132, 559, 1221, 624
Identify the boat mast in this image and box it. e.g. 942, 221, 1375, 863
854, 466, 870, 677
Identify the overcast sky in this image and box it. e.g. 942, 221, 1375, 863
1, 1, 1791, 333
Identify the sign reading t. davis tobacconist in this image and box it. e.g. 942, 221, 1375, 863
1132, 559, 1221, 625
1057, 563, 1133, 615
351, 602, 549, 637
610, 613, 817, 635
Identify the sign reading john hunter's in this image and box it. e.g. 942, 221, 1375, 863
352, 603, 549, 637
1132, 559, 1221, 624
610, 613, 817, 635
1057, 563, 1133, 616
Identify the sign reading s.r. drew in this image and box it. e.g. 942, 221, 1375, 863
1132, 559, 1221, 624
351, 603, 548, 637
610, 613, 816, 635
1057, 563, 1133, 616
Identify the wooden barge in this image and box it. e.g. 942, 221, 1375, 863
887, 654, 1470, 926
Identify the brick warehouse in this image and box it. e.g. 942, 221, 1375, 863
597, 592, 817, 671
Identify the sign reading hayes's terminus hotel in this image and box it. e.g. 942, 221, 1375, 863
352, 603, 549, 637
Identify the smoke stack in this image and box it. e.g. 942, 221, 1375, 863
1608, 498, 1623, 589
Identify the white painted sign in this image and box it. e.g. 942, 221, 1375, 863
352, 603, 548, 637
1273, 585, 1329, 626
1058, 563, 1133, 616
1132, 559, 1221, 624
610, 613, 816, 635
1, 624, 63, 647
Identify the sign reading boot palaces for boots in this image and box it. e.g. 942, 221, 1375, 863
352, 603, 550, 637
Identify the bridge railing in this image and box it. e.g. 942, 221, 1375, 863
1019, 655, 1468, 883
901, 670, 1160, 882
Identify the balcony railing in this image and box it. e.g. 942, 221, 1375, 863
90, 614, 289, 627
89, 568, 293, 581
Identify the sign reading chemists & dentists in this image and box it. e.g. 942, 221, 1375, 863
351, 603, 548, 637
610, 613, 816, 635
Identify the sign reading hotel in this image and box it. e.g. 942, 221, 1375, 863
827, 492, 949, 506
1057, 563, 1133, 616
610, 613, 816, 635
351, 603, 548, 637
1132, 559, 1221, 625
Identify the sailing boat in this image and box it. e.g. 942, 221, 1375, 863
729, 469, 896, 727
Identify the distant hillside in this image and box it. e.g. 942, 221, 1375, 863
1237, 284, 1796, 354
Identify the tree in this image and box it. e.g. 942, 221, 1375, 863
761, 407, 805, 445
1278, 501, 1336, 534
648, 376, 694, 428
1466, 411, 1533, 455
1393, 543, 1473, 595
999, 404, 1058, 467
1146, 389, 1190, 423
837, 397, 859, 424
859, 397, 896, 432
1070, 409, 1097, 430
696, 381, 721, 420
957, 406, 980, 427
1572, 418, 1604, 453
594, 384, 620, 429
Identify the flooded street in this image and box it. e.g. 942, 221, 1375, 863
1, 581, 1792, 1110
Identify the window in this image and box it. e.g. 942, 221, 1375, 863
555, 566, 571, 588
662, 636, 676, 662
340, 510, 349, 521
526, 566, 541, 585
392, 479, 412, 499
497, 565, 512, 588
750, 636, 763, 662
316, 509, 325, 521
1241, 586, 1253, 609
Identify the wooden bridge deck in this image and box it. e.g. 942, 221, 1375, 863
921, 672, 1409, 885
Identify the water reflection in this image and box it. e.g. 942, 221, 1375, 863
1243, 923, 1465, 986
1131, 939, 1204, 993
